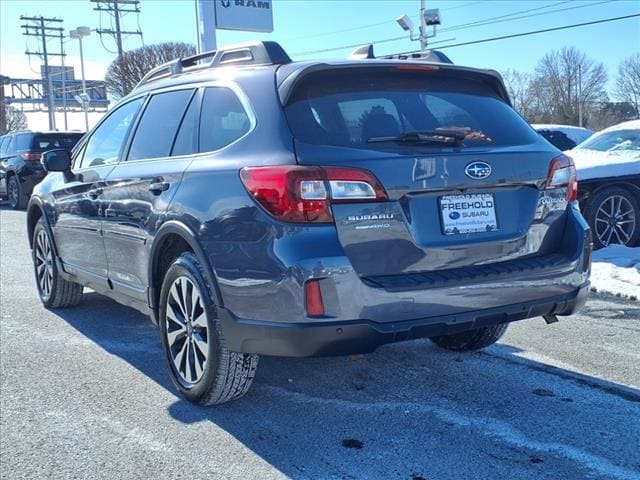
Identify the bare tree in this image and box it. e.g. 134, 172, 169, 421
0, 104, 28, 135
532, 47, 608, 127
501, 69, 534, 120
614, 53, 640, 116
105, 42, 196, 99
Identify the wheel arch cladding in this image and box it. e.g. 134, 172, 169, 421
149, 221, 224, 320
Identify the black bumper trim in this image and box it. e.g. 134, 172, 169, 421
218, 284, 589, 357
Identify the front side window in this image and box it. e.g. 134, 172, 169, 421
79, 98, 143, 169
199, 87, 251, 152
127, 89, 195, 161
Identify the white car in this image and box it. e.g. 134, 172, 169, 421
566, 120, 640, 248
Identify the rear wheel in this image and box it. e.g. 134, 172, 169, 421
8, 175, 27, 210
430, 324, 508, 352
32, 218, 83, 308
584, 187, 639, 249
159, 252, 258, 405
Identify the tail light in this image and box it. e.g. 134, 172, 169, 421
20, 152, 42, 162
239, 166, 388, 223
545, 154, 577, 202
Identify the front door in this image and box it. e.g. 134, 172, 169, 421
53, 97, 144, 284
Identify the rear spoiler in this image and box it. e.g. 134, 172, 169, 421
277, 62, 512, 107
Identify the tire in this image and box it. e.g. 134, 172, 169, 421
583, 187, 639, 249
159, 252, 258, 405
32, 218, 83, 308
7, 175, 27, 210
429, 324, 508, 352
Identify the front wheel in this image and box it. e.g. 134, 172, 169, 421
429, 324, 508, 352
32, 218, 83, 308
159, 252, 258, 405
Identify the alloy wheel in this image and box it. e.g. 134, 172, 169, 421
165, 276, 210, 385
595, 195, 636, 246
8, 178, 19, 208
34, 230, 54, 298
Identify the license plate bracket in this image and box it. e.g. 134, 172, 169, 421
439, 193, 498, 235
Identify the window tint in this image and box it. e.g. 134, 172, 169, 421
80, 98, 143, 168
171, 92, 200, 156
285, 69, 540, 151
32, 134, 83, 151
128, 89, 194, 161
15, 134, 31, 150
199, 87, 250, 152
0, 137, 7, 156
5, 136, 15, 155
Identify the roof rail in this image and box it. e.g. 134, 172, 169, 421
347, 44, 453, 64
134, 41, 292, 90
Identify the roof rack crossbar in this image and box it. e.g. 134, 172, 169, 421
134, 41, 292, 90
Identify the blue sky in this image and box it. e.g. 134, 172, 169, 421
1, 0, 638, 129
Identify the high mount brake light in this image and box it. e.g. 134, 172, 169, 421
546, 154, 578, 202
239, 166, 388, 223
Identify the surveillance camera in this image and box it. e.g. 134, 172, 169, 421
396, 14, 414, 32
424, 9, 441, 26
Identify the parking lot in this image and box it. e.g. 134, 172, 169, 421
1, 203, 639, 480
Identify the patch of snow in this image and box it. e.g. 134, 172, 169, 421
590, 245, 640, 300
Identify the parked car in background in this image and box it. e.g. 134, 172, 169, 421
0, 131, 84, 209
567, 119, 640, 248
27, 41, 590, 405
532, 124, 593, 150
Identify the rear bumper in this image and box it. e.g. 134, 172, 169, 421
219, 283, 589, 357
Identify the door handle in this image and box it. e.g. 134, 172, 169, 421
149, 181, 170, 195
88, 188, 103, 199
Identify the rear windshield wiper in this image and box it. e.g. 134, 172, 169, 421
367, 129, 468, 145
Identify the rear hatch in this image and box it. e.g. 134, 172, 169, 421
282, 65, 573, 278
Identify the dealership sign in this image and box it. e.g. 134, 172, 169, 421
215, 0, 273, 33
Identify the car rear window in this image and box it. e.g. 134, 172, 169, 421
284, 68, 540, 151
31, 134, 84, 151
576, 129, 640, 152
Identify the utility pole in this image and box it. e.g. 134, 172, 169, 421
59, 33, 68, 130
578, 64, 583, 127
21, 16, 65, 131
92, 0, 143, 63
419, 0, 428, 51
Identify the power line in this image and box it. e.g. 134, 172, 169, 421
293, 0, 615, 57
285, 0, 484, 41
392, 13, 640, 55
91, 0, 143, 58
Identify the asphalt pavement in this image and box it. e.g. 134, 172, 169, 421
1, 204, 639, 480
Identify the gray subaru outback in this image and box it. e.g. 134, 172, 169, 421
28, 42, 591, 405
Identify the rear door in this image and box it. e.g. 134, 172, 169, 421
52, 98, 144, 282
284, 67, 567, 277
100, 87, 199, 301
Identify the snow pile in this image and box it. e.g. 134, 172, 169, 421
590, 245, 640, 300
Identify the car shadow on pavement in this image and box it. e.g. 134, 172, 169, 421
50, 291, 640, 479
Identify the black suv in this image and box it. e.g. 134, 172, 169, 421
27, 42, 591, 405
0, 130, 84, 209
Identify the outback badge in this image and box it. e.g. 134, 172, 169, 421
465, 161, 491, 180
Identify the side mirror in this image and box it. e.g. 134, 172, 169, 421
41, 149, 72, 172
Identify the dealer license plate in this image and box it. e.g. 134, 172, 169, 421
439, 193, 498, 235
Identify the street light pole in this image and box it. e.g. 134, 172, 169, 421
70, 27, 91, 131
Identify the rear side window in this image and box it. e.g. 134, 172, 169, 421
199, 87, 251, 152
285, 69, 540, 151
128, 89, 195, 161
0, 137, 7, 155
15, 134, 31, 151
32, 134, 83, 151
80, 98, 143, 168
171, 92, 200, 157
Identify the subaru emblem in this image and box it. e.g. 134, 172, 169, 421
465, 161, 491, 180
